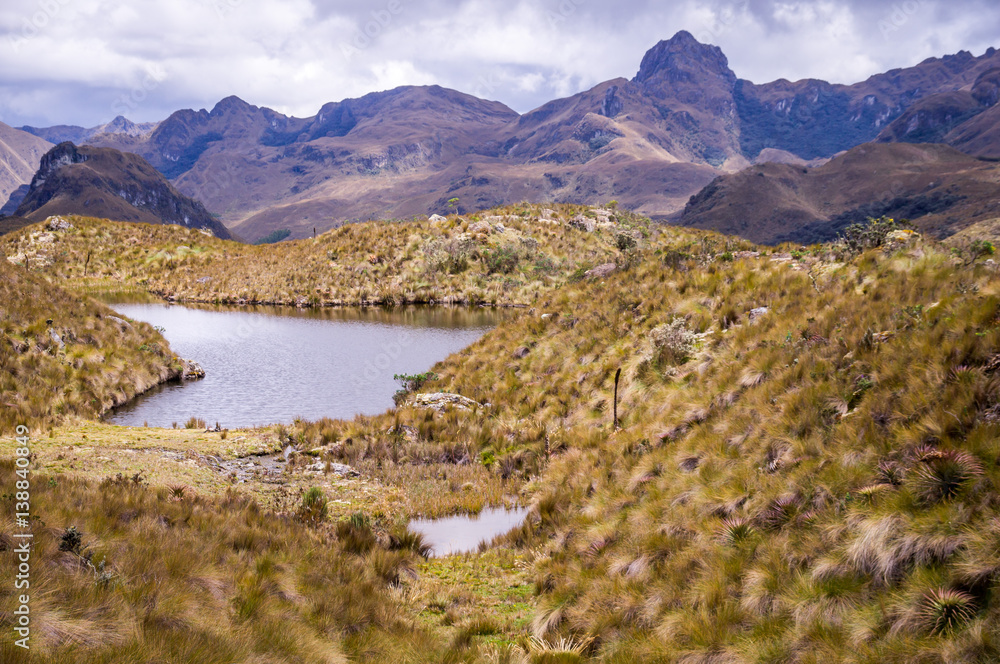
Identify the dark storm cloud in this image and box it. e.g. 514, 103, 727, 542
0, 0, 996, 128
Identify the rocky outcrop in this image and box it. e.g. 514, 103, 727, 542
585, 263, 617, 279
180, 358, 205, 379
15, 143, 232, 239
412, 392, 481, 411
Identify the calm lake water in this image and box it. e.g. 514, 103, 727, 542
408, 506, 530, 557
105, 303, 499, 428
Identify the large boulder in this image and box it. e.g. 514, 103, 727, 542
412, 392, 481, 411
180, 358, 205, 379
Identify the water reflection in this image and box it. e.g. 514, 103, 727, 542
408, 506, 530, 557
104, 302, 503, 428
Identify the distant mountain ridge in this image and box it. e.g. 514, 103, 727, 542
20, 115, 159, 145
678, 142, 1000, 244
23, 32, 1000, 241
14, 142, 232, 239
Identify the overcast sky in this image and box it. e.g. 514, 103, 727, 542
1, 0, 997, 128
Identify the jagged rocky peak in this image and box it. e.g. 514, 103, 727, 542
633, 30, 735, 85
210, 95, 257, 116
34, 141, 87, 184
99, 115, 142, 136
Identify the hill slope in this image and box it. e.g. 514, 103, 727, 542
678, 142, 1000, 244
6, 209, 1000, 660
14, 142, 232, 239
0, 120, 53, 208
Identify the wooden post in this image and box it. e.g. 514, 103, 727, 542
613, 367, 621, 430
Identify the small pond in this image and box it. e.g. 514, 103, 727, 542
104, 302, 500, 428
408, 506, 531, 557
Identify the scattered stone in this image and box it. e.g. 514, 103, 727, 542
412, 392, 481, 411
180, 358, 205, 379
48, 329, 65, 351
569, 215, 596, 232
196, 276, 212, 284
386, 424, 418, 443
45, 216, 73, 231
468, 220, 492, 234
540, 313, 557, 320
885, 229, 920, 246
304, 460, 360, 477
32, 232, 56, 244
748, 307, 769, 322
585, 262, 617, 279
428, 214, 448, 224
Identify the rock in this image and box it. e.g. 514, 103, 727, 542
569, 215, 596, 232
749, 307, 769, 322
32, 232, 56, 244
584, 262, 617, 279
468, 220, 492, 234
196, 276, 212, 284
412, 392, 481, 411
305, 460, 360, 477
386, 424, 418, 443
513, 346, 530, 359
494, 223, 506, 233
48, 329, 65, 351
180, 358, 205, 379
428, 214, 448, 224
885, 229, 920, 247
45, 216, 73, 231
105, 315, 133, 330
541, 209, 556, 218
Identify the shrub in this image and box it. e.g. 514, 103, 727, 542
59, 526, 83, 554
648, 317, 698, 366
297, 486, 328, 525
254, 228, 292, 245
483, 245, 520, 274
185, 416, 206, 429
839, 216, 907, 254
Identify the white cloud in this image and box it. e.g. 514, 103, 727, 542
0, 0, 996, 127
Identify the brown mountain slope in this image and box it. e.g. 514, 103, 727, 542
677, 142, 1000, 244
945, 102, 1000, 158
0, 121, 53, 207
77, 34, 999, 241
15, 142, 232, 239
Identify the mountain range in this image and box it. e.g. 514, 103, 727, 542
3, 31, 999, 243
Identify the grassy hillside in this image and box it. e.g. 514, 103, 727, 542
288, 225, 1000, 661
1, 204, 648, 307
0, 258, 187, 435
5, 207, 1000, 661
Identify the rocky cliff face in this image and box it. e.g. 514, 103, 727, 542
15, 142, 232, 239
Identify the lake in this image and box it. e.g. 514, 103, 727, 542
104, 302, 499, 428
